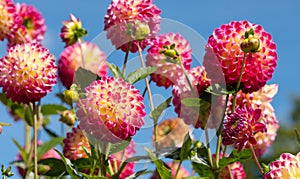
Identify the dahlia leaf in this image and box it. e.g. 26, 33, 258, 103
218, 149, 251, 170
180, 132, 193, 161
107, 62, 124, 79
38, 158, 66, 177
181, 98, 210, 113
72, 158, 91, 172
205, 84, 235, 96
24, 106, 34, 126
37, 137, 64, 160
54, 149, 81, 179
0, 93, 9, 105
149, 96, 172, 122
75, 67, 98, 89
12, 138, 28, 162
145, 148, 172, 178
108, 140, 131, 155
41, 104, 68, 116
192, 162, 213, 178
126, 66, 157, 84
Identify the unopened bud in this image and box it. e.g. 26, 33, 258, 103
240, 29, 261, 53
64, 89, 79, 104
126, 20, 150, 41
59, 110, 76, 126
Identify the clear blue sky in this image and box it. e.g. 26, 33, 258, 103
0, 0, 300, 177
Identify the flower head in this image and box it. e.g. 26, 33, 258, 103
8, 3, 46, 47
172, 66, 212, 129
222, 107, 266, 152
0, 43, 57, 104
154, 118, 191, 149
150, 162, 190, 179
264, 152, 300, 179
146, 33, 192, 88
60, 14, 87, 47
0, 0, 21, 41
104, 0, 161, 53
58, 42, 108, 89
203, 20, 277, 93
63, 126, 90, 160
78, 76, 146, 143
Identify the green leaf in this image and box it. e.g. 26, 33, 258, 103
218, 149, 252, 170
72, 158, 91, 171
145, 148, 172, 179
54, 149, 81, 179
149, 96, 172, 122
0, 93, 9, 105
79, 172, 108, 179
107, 62, 124, 79
181, 98, 210, 111
180, 132, 193, 161
37, 137, 64, 160
108, 140, 131, 155
75, 67, 98, 90
205, 84, 235, 96
24, 105, 33, 126
122, 169, 147, 179
192, 162, 213, 178
12, 139, 27, 162
295, 128, 300, 147
125, 66, 157, 84
41, 104, 68, 116
38, 158, 66, 177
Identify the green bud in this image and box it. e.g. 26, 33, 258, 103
59, 110, 76, 126
164, 49, 177, 58
64, 89, 79, 104
240, 29, 261, 53
126, 20, 150, 41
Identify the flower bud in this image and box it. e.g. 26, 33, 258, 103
59, 110, 76, 126
64, 89, 79, 104
240, 29, 261, 53
126, 20, 150, 41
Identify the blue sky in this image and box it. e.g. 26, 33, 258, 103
0, 0, 300, 177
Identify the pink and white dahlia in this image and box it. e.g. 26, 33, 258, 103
63, 126, 90, 160
58, 42, 108, 89
172, 66, 211, 129
78, 76, 146, 143
146, 33, 192, 88
0, 43, 57, 104
222, 107, 266, 152
107, 140, 136, 179
264, 152, 300, 178
150, 162, 190, 179
0, 0, 21, 41
60, 14, 87, 47
203, 20, 277, 93
104, 0, 161, 53
8, 3, 46, 47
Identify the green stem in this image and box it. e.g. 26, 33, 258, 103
122, 41, 132, 77
250, 144, 264, 175
32, 102, 38, 179
174, 161, 182, 179
205, 126, 214, 168
24, 123, 31, 153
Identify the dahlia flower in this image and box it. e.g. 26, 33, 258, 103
264, 152, 300, 179
203, 20, 277, 93
0, 0, 21, 41
107, 140, 136, 179
222, 107, 266, 152
78, 76, 146, 143
63, 126, 90, 160
60, 14, 87, 47
146, 32, 192, 88
229, 84, 279, 156
154, 118, 191, 149
104, 0, 161, 53
58, 42, 108, 89
0, 43, 57, 104
150, 162, 190, 179
8, 3, 46, 47
172, 66, 212, 129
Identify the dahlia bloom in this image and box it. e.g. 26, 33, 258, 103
63, 126, 90, 160
150, 162, 190, 179
264, 152, 300, 179
172, 66, 212, 129
107, 140, 136, 179
222, 107, 267, 152
104, 0, 161, 53
0, 0, 21, 41
203, 20, 277, 93
0, 43, 57, 104
8, 3, 46, 47
78, 76, 146, 143
60, 14, 87, 47
58, 42, 108, 89
146, 33, 192, 88
229, 84, 279, 156
154, 118, 191, 149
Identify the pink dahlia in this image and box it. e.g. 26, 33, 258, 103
146, 32, 192, 88
78, 76, 146, 143
104, 0, 161, 53
228, 84, 279, 157
60, 14, 87, 47
222, 107, 266, 152
150, 162, 190, 179
0, 0, 21, 41
0, 43, 57, 104
58, 42, 108, 89
172, 66, 212, 129
264, 152, 300, 178
8, 3, 46, 47
63, 126, 90, 160
107, 140, 136, 179
203, 20, 277, 93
